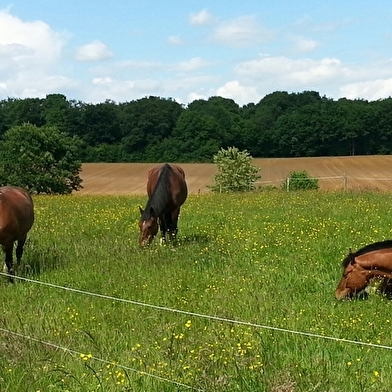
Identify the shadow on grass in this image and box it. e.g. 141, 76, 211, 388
138, 232, 211, 249
17, 237, 65, 278
176, 233, 211, 246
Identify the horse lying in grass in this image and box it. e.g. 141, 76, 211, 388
0, 186, 34, 282
335, 240, 392, 300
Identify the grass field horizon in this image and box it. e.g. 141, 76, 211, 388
78, 155, 392, 195
2, 190, 392, 390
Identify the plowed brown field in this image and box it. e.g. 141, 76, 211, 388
77, 156, 392, 195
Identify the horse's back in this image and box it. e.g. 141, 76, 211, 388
355, 247, 392, 271
170, 165, 187, 206
146, 166, 161, 196
0, 186, 34, 242
147, 164, 187, 206
164, 165, 188, 207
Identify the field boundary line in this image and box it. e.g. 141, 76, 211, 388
0, 326, 202, 391
351, 177, 392, 180
256, 175, 392, 182
2, 272, 392, 351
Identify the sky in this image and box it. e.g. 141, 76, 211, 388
1, 1, 392, 106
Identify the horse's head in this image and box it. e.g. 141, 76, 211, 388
138, 206, 158, 246
335, 251, 369, 300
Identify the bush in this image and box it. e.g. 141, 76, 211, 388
210, 147, 260, 192
282, 170, 319, 191
0, 123, 83, 194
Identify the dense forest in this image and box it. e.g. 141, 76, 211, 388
1, 91, 392, 162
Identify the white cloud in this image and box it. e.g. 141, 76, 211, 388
290, 36, 320, 53
4, 73, 77, 99
212, 16, 272, 47
173, 57, 210, 72
216, 80, 259, 105
0, 8, 71, 98
92, 77, 113, 85
187, 91, 208, 102
168, 35, 183, 45
84, 77, 165, 103
189, 9, 213, 26
236, 56, 346, 85
95, 60, 162, 74
74, 40, 113, 62
340, 78, 392, 101
229, 56, 392, 103
0, 9, 66, 65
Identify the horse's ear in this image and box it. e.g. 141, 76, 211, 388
139, 206, 144, 215
348, 249, 356, 265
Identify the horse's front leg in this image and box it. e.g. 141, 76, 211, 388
169, 208, 180, 240
165, 212, 174, 240
158, 216, 168, 243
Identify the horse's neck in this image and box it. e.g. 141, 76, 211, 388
356, 251, 392, 274
146, 191, 169, 216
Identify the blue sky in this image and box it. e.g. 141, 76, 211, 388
1, 1, 392, 106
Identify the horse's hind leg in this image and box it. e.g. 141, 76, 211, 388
165, 212, 174, 238
169, 208, 180, 240
4, 243, 15, 283
15, 236, 27, 276
16, 236, 26, 265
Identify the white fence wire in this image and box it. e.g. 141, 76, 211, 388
1, 272, 392, 352
2, 269, 392, 390
255, 175, 392, 191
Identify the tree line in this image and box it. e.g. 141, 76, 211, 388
1, 91, 392, 163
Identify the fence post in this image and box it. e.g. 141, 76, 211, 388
286, 177, 290, 192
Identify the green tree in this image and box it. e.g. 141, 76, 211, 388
118, 96, 183, 161
187, 96, 242, 147
170, 110, 221, 162
210, 147, 260, 192
0, 123, 83, 194
81, 100, 121, 146
43, 93, 70, 133
0, 97, 45, 129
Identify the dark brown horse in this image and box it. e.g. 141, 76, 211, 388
335, 240, 392, 300
138, 164, 187, 246
0, 186, 34, 282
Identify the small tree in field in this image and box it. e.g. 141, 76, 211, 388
0, 123, 83, 194
210, 147, 260, 192
283, 170, 319, 191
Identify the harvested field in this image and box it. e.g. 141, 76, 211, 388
77, 155, 392, 195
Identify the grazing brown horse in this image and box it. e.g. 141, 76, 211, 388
335, 240, 392, 300
0, 186, 34, 282
139, 164, 187, 246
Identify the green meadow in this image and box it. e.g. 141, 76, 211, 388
1, 191, 392, 391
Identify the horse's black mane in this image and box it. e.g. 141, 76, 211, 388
342, 240, 392, 267
142, 164, 173, 219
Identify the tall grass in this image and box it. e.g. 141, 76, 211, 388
1, 191, 392, 391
